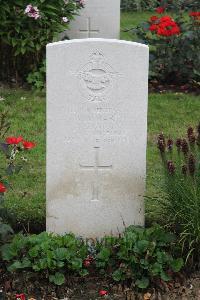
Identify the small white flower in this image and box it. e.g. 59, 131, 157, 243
62, 17, 69, 23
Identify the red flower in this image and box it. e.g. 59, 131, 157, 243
6, 136, 23, 145
0, 183, 6, 193
83, 255, 94, 267
150, 15, 159, 22
83, 258, 91, 267
189, 12, 200, 17
149, 15, 180, 36
149, 24, 158, 31
15, 294, 25, 300
99, 290, 108, 296
22, 141, 36, 150
156, 6, 165, 14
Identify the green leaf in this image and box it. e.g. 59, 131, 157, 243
96, 247, 111, 261
8, 260, 22, 272
135, 277, 149, 289
112, 269, 124, 282
160, 270, 171, 282
49, 272, 65, 286
28, 246, 39, 258
170, 258, 184, 272
71, 258, 82, 270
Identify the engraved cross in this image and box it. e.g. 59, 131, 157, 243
79, 17, 99, 38
80, 147, 112, 201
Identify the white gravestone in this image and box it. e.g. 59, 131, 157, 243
46, 39, 149, 238
64, 0, 120, 39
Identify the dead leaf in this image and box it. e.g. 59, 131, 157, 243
143, 292, 151, 300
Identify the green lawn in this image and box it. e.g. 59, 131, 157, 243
0, 88, 199, 229
120, 11, 153, 40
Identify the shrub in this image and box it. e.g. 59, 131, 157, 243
95, 225, 183, 289
1, 232, 88, 285
132, 10, 200, 84
156, 123, 200, 267
0, 0, 84, 85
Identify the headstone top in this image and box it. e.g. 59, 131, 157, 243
47, 38, 149, 49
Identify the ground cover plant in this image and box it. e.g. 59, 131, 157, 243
1, 225, 183, 290
95, 225, 183, 289
0, 0, 84, 85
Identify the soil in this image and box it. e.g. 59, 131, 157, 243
0, 270, 200, 300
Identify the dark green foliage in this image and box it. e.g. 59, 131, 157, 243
0, 0, 83, 85
1, 232, 88, 285
132, 12, 200, 84
1, 226, 183, 288
95, 225, 183, 289
121, 0, 159, 12
27, 59, 46, 91
121, 0, 200, 12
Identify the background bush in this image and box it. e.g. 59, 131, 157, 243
121, 0, 200, 11
0, 0, 83, 85
121, 0, 159, 12
132, 11, 200, 84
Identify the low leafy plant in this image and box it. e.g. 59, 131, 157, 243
1, 232, 88, 285
95, 225, 183, 289
27, 59, 46, 90
131, 8, 200, 84
156, 123, 200, 267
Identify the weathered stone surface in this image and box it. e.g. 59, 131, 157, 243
46, 39, 149, 237
63, 0, 120, 39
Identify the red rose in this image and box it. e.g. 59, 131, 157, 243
22, 141, 36, 150
149, 24, 158, 31
156, 6, 165, 14
83, 258, 91, 267
189, 12, 200, 21
149, 15, 180, 36
150, 15, 159, 22
0, 183, 6, 193
6, 136, 23, 145
189, 12, 200, 17
99, 290, 108, 296
83, 255, 94, 267
15, 294, 25, 300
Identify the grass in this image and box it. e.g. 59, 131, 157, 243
0, 87, 199, 230
120, 11, 153, 40
0, 89, 46, 230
